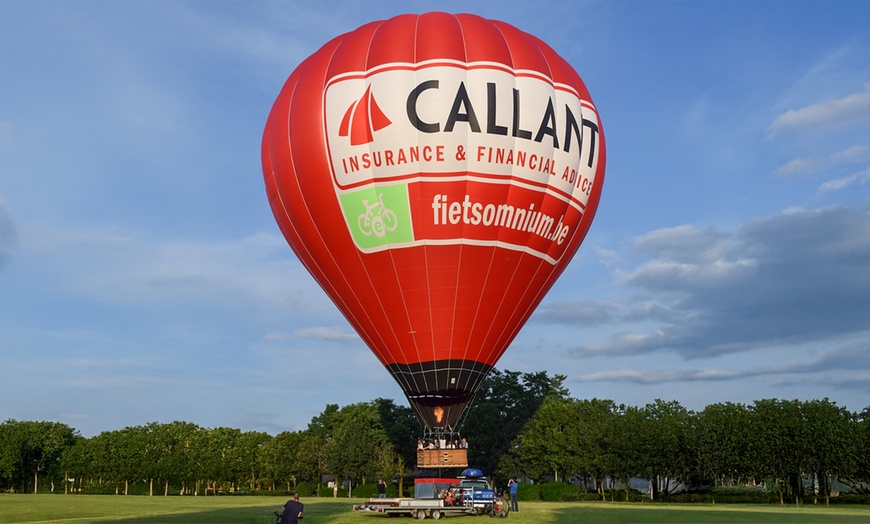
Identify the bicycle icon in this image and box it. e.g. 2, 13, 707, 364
358, 193, 398, 238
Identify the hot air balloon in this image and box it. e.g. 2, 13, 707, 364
262, 13, 605, 441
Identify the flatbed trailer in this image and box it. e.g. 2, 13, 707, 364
353, 497, 477, 519
353, 472, 507, 519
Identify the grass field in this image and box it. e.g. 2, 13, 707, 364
1, 495, 869, 523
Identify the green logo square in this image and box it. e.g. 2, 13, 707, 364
339, 185, 413, 250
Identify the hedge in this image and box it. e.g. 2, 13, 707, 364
539, 481, 582, 501
516, 482, 539, 501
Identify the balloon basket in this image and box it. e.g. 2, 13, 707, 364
417, 448, 468, 469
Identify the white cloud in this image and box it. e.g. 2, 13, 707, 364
832, 144, 870, 163
293, 326, 360, 341
532, 300, 616, 327
775, 157, 819, 176
574, 339, 870, 392
263, 332, 292, 342
576, 367, 743, 384
776, 145, 870, 177
633, 225, 730, 264
571, 205, 870, 360
623, 225, 755, 293
818, 166, 870, 193
769, 84, 870, 134
16, 221, 323, 313
594, 247, 620, 266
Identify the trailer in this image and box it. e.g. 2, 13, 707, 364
353, 471, 507, 519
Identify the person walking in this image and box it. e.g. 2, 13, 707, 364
508, 478, 519, 512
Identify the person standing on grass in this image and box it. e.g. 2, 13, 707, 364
377, 479, 387, 498
508, 478, 519, 512
280, 493, 304, 523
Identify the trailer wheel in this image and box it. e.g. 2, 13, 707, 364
415, 509, 426, 520
431, 509, 441, 520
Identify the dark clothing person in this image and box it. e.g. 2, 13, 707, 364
377, 479, 387, 498
280, 495, 304, 524
508, 479, 518, 512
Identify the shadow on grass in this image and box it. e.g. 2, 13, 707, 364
548, 502, 870, 524
112, 501, 870, 524
99, 499, 370, 524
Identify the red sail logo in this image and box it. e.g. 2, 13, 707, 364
338, 85, 392, 145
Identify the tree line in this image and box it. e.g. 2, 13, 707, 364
2, 369, 869, 504
498, 392, 870, 504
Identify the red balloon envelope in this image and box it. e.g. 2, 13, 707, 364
262, 12, 606, 430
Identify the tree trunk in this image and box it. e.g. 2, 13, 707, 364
33, 471, 38, 494
649, 475, 659, 500
792, 473, 801, 506
824, 473, 831, 505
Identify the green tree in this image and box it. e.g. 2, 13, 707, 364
751, 399, 806, 505
841, 406, 870, 493
197, 426, 244, 494
462, 370, 565, 476
800, 399, 856, 504
638, 400, 693, 500
307, 404, 341, 439
237, 430, 271, 491
373, 442, 406, 495
102, 426, 148, 495
372, 397, 418, 468
603, 404, 645, 501
262, 430, 305, 491
295, 432, 328, 486
695, 402, 753, 489
572, 398, 618, 499
59, 435, 90, 493
498, 394, 578, 483
149, 422, 202, 495
0, 420, 77, 493
326, 404, 388, 492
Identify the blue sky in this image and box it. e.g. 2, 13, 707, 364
2, 1, 869, 438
